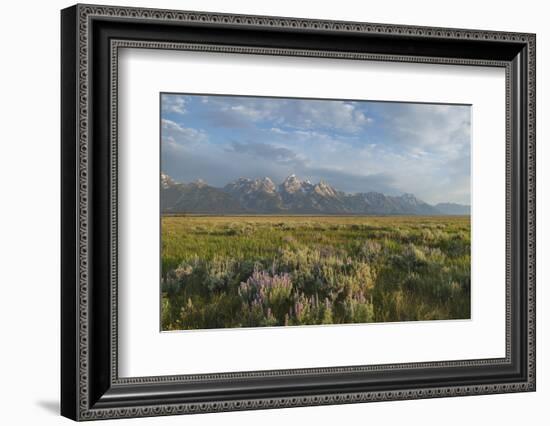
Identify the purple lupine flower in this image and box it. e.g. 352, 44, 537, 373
239, 269, 293, 319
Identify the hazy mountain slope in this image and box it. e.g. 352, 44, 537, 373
277, 175, 350, 214
224, 177, 284, 213
434, 202, 471, 215
161, 173, 470, 215
161, 173, 246, 214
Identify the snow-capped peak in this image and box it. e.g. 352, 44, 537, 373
192, 178, 208, 187
160, 172, 176, 188
281, 174, 305, 193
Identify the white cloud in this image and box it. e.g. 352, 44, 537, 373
202, 97, 373, 134
284, 100, 372, 133
161, 96, 186, 115
389, 104, 471, 154
161, 119, 207, 147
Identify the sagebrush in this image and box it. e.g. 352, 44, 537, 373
161, 216, 470, 330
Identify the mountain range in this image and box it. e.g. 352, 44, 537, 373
161, 173, 470, 216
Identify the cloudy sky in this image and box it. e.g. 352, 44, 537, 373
160, 93, 471, 205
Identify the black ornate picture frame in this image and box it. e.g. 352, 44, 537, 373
61, 4, 536, 421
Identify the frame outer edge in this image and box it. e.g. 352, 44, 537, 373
61, 4, 80, 422
76, 2, 92, 420
67, 4, 536, 421
527, 33, 535, 390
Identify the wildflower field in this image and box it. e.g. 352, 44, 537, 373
161, 215, 470, 330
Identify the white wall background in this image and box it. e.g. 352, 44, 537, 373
0, 0, 546, 424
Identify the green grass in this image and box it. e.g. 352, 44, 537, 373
161, 215, 471, 330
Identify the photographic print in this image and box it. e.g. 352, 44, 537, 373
160, 93, 471, 331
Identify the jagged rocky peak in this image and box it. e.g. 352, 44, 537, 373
400, 193, 421, 204
362, 191, 384, 202
236, 177, 252, 184
160, 171, 470, 216
161, 172, 209, 189
256, 176, 276, 193
224, 177, 251, 191
226, 176, 276, 194
280, 174, 303, 193
191, 178, 208, 188
280, 174, 316, 193
313, 180, 337, 197
161, 172, 176, 188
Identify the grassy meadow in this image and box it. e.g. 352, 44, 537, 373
161, 215, 471, 330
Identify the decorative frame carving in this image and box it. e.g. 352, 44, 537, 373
61, 4, 535, 421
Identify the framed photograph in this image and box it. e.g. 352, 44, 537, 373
61, 4, 536, 421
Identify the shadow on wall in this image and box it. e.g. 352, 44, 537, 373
36, 400, 59, 416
